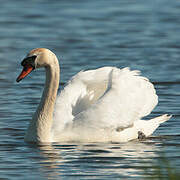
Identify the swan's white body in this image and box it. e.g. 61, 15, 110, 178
17, 48, 171, 143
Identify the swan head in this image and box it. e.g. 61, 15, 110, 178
16, 48, 55, 82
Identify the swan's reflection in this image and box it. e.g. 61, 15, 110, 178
35, 139, 161, 179
34, 143, 64, 179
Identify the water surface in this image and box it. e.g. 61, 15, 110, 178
0, 0, 180, 179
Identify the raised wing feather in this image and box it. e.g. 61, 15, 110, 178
72, 67, 158, 130
53, 67, 158, 133
52, 67, 113, 132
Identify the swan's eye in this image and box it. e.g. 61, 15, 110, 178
21, 55, 37, 68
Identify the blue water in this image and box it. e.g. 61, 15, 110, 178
0, 0, 180, 179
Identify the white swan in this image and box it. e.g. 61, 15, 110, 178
16, 48, 171, 143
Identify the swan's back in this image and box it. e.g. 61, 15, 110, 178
52, 67, 158, 137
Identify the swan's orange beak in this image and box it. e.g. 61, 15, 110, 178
16, 65, 34, 82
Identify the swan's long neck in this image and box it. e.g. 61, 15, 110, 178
25, 56, 60, 142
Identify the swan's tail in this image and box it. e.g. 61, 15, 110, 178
153, 114, 172, 124
134, 114, 172, 137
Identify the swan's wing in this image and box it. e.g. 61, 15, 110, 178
72, 67, 158, 130
52, 67, 114, 132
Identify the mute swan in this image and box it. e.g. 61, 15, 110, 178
16, 48, 171, 143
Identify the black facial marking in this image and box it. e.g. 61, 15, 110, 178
21, 55, 37, 68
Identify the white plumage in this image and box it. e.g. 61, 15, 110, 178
17, 48, 171, 143
53, 66, 169, 142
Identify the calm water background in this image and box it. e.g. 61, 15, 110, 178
0, 0, 180, 179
